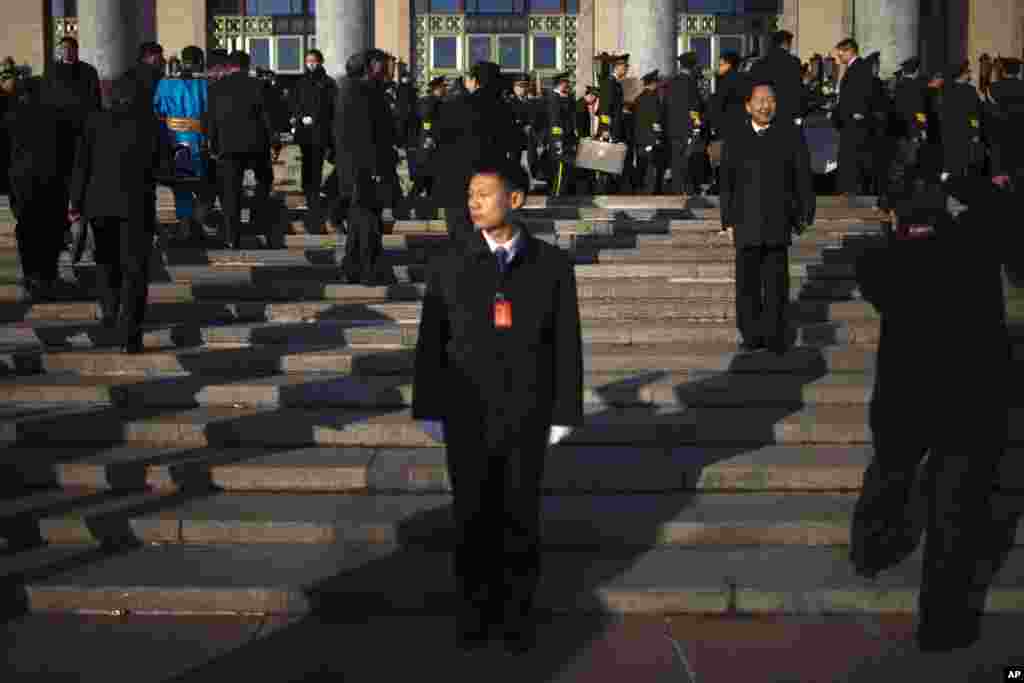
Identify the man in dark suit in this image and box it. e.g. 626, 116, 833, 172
290, 48, 336, 234
940, 61, 983, 179
595, 53, 629, 194
4, 77, 65, 300
632, 70, 667, 194
749, 30, 806, 127
665, 51, 704, 195
720, 81, 815, 354
334, 49, 398, 286
709, 51, 749, 137
834, 38, 877, 203
206, 51, 276, 249
433, 61, 518, 245
69, 76, 170, 353
122, 42, 165, 110
413, 159, 583, 654
989, 58, 1024, 185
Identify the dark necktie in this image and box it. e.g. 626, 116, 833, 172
496, 246, 510, 274
756, 127, 769, 137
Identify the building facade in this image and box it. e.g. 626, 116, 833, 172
5, 0, 1024, 98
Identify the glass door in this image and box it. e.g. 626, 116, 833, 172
465, 33, 526, 72
678, 33, 748, 93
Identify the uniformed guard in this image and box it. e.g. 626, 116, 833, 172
410, 75, 447, 209
666, 51, 705, 195
632, 70, 667, 194
153, 45, 210, 244
546, 71, 577, 196
596, 53, 628, 193
508, 73, 538, 182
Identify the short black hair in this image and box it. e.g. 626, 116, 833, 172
835, 38, 858, 53
771, 30, 794, 48
230, 51, 251, 71
138, 42, 163, 61
59, 37, 78, 48
345, 52, 366, 78
719, 51, 740, 70
305, 49, 324, 63
745, 80, 776, 101
470, 159, 530, 196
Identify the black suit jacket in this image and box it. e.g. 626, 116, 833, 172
43, 60, 102, 122
432, 87, 517, 207
891, 74, 931, 136
290, 67, 336, 148
632, 90, 664, 147
940, 81, 982, 172
333, 76, 396, 191
989, 79, 1024, 175
720, 121, 815, 247
836, 58, 876, 127
597, 75, 626, 140
412, 225, 584, 438
749, 47, 806, 122
69, 104, 169, 223
547, 92, 577, 146
206, 71, 275, 158
665, 72, 703, 140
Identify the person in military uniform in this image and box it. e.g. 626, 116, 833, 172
573, 85, 602, 195
749, 31, 806, 129
884, 57, 932, 211
507, 74, 539, 184
546, 72, 577, 197
289, 49, 336, 234
632, 70, 667, 194
595, 53, 628, 193
666, 51, 705, 195
940, 60, 983, 179
0, 58, 18, 197
409, 75, 446, 210
154, 45, 211, 244
988, 58, 1024, 186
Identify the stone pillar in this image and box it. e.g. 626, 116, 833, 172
7, 0, 48, 78
620, 0, 675, 100
78, 0, 140, 99
156, 0, 206, 58
576, 0, 595, 95
318, 0, 370, 81
854, 0, 919, 77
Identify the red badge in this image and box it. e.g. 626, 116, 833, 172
494, 299, 512, 329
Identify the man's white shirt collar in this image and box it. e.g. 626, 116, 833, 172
752, 121, 771, 133
482, 227, 523, 261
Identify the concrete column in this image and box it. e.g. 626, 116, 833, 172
6, 0, 48, 78
576, 0, 595, 95
620, 0, 674, 100
78, 0, 140, 97
968, 0, 1023, 67
318, 0, 370, 80
853, 0, 919, 77
156, 0, 206, 58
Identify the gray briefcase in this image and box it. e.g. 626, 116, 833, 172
575, 138, 628, 175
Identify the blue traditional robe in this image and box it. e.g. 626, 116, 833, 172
153, 77, 208, 219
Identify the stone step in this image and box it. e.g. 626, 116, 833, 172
6, 404, 1024, 449
0, 299, 881, 325
2, 343, 893, 378
14, 542, 1024, 616
5, 444, 1024, 494
0, 371, 900, 410
9, 489, 1022, 549
2, 317, 891, 352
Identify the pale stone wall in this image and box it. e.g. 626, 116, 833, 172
794, 0, 848, 61
156, 0, 206, 58
3, 0, 49, 78
374, 0, 408, 64
594, 0, 624, 62
576, 0, 595, 94
968, 0, 1023, 65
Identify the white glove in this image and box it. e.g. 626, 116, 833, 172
418, 420, 445, 444
941, 172, 950, 182
853, 113, 865, 121
301, 116, 314, 125
549, 425, 573, 446
794, 118, 803, 126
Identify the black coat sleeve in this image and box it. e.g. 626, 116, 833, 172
68, 115, 94, 210
793, 126, 815, 225
551, 255, 584, 427
719, 135, 736, 227
412, 257, 452, 422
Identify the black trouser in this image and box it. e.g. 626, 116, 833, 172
837, 121, 874, 195
219, 152, 273, 247
299, 143, 327, 232
735, 244, 789, 347
548, 157, 573, 197
633, 147, 665, 195
341, 173, 392, 283
91, 214, 154, 341
11, 178, 65, 284
55, 116, 85, 238
446, 421, 547, 626
853, 422, 1004, 637
669, 137, 697, 194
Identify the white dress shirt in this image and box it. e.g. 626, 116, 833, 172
418, 226, 575, 447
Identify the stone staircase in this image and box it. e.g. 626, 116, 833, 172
1, 174, 1022, 631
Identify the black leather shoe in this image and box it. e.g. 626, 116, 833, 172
121, 333, 144, 354
738, 338, 764, 353
916, 615, 981, 652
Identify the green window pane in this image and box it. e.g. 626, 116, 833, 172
433, 36, 458, 69
498, 36, 522, 70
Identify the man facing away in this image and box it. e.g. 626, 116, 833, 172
412, 160, 583, 654
720, 81, 815, 354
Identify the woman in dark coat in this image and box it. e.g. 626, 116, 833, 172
433, 61, 518, 244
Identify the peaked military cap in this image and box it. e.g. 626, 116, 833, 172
677, 51, 699, 69
641, 69, 660, 84
181, 46, 204, 68
612, 53, 630, 64
428, 75, 447, 88
468, 61, 501, 87
553, 71, 572, 83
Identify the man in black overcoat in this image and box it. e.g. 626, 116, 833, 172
594, 53, 629, 194
833, 38, 877, 201
632, 70, 667, 194
206, 51, 276, 249
546, 72, 578, 197
749, 30, 806, 127
69, 76, 170, 353
290, 48, 336, 234
708, 51, 749, 137
122, 42, 165, 110
989, 58, 1024, 184
4, 77, 65, 300
665, 51, 704, 195
850, 165, 1019, 652
408, 76, 447, 209
940, 60, 983, 179
334, 49, 398, 286
412, 160, 583, 654
720, 81, 815, 353
433, 61, 518, 245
